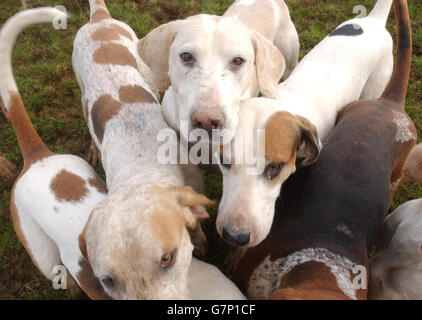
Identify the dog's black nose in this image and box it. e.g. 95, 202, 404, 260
222, 226, 251, 247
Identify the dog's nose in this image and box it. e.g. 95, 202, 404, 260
191, 109, 224, 132
222, 226, 251, 247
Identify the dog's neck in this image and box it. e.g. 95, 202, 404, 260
101, 103, 184, 193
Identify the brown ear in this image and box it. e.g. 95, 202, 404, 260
252, 30, 286, 98
78, 214, 93, 261
137, 20, 181, 91
172, 186, 215, 229
404, 143, 422, 182
296, 116, 321, 166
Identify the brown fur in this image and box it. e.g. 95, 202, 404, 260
93, 43, 139, 70
270, 261, 352, 300
88, 177, 107, 194
91, 94, 123, 143
265, 111, 320, 166
76, 258, 112, 300
118, 85, 157, 104
90, 9, 110, 24
91, 24, 133, 42
8, 92, 52, 167
50, 170, 89, 202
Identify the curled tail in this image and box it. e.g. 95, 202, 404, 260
368, 0, 393, 25
89, 0, 111, 21
0, 8, 66, 165
381, 0, 412, 105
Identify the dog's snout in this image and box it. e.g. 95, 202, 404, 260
191, 109, 224, 132
222, 226, 251, 247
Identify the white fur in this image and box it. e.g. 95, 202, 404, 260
370, 199, 422, 300
140, 1, 298, 143
392, 110, 415, 143
248, 248, 358, 300
217, 0, 394, 247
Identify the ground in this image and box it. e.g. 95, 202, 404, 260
0, 0, 421, 299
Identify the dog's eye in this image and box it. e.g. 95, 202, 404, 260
219, 154, 232, 169
231, 57, 245, 67
101, 276, 115, 288
180, 52, 195, 65
264, 163, 285, 180
161, 251, 176, 269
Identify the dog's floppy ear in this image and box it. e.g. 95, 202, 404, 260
296, 115, 321, 166
172, 186, 215, 230
251, 30, 286, 99
137, 20, 181, 91
404, 143, 422, 182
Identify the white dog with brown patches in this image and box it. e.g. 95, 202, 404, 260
0, 6, 245, 300
138, 0, 299, 143
370, 144, 422, 300
217, 0, 395, 248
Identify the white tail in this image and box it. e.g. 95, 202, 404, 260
0, 7, 66, 112
368, 0, 393, 25
89, 0, 109, 18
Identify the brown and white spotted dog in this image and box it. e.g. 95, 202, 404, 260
231, 0, 417, 300
0, 7, 246, 300
0, 3, 217, 300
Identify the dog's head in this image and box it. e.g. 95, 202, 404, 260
216, 98, 321, 247
79, 186, 214, 300
138, 14, 285, 143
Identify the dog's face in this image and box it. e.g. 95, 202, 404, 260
79, 186, 213, 300
216, 99, 321, 247
138, 14, 285, 143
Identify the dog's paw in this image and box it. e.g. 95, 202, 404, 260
88, 140, 102, 165
0, 156, 17, 180
189, 224, 208, 258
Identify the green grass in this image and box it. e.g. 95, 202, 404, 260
0, 0, 420, 299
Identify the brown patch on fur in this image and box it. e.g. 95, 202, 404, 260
91, 94, 123, 143
93, 43, 138, 70
150, 208, 185, 253
119, 85, 157, 104
265, 112, 301, 164
91, 24, 133, 42
9, 92, 53, 167
76, 258, 112, 300
88, 178, 107, 194
269, 261, 352, 300
90, 8, 110, 23
265, 111, 320, 167
50, 170, 88, 202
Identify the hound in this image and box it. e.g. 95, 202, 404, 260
231, 0, 416, 299
217, 0, 395, 247
137, 0, 299, 143
0, 6, 230, 300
